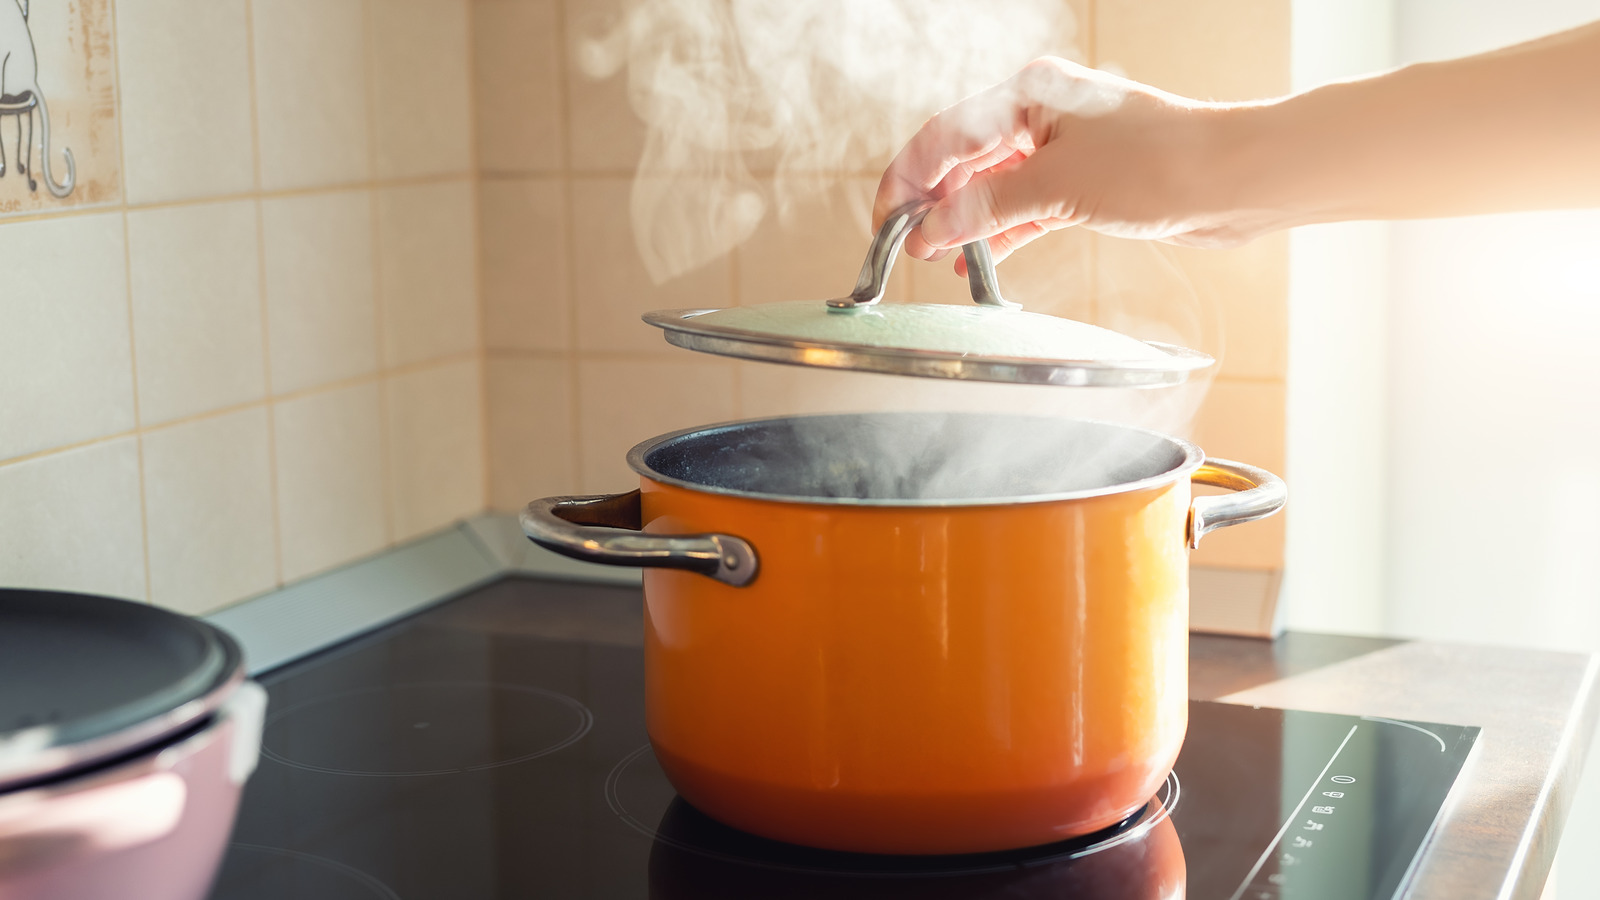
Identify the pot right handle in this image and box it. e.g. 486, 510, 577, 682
521, 490, 759, 587
1187, 458, 1287, 549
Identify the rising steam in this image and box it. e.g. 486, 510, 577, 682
575, 0, 1075, 282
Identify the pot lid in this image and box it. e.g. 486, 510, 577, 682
0, 589, 244, 792
644, 202, 1213, 388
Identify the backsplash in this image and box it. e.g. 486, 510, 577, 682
1, 0, 1286, 618
0, 0, 483, 614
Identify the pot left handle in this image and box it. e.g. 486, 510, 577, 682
521, 490, 759, 587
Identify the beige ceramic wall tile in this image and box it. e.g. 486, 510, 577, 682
1095, 0, 1290, 100
0, 214, 133, 460
0, 0, 122, 215
386, 360, 486, 540
576, 356, 735, 492
127, 200, 266, 425
273, 382, 387, 581
486, 357, 575, 511
251, 0, 371, 191
142, 407, 278, 614
370, 0, 474, 179
0, 440, 146, 600
474, 0, 564, 172
735, 178, 876, 305
1169, 236, 1288, 381
1095, 234, 1222, 363
570, 177, 731, 352
116, 0, 256, 204
564, 0, 645, 172
480, 178, 569, 351
1189, 378, 1287, 570
261, 190, 379, 394
377, 180, 480, 366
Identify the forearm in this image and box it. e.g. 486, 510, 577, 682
1218, 21, 1600, 228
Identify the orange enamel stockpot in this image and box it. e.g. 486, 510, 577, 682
523, 412, 1284, 855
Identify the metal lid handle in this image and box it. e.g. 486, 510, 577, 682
828, 200, 1020, 311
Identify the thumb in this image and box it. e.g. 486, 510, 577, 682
918, 158, 1061, 249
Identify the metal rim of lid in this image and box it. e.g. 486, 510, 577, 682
644, 308, 1215, 388
0, 589, 246, 793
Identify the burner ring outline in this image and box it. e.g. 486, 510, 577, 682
261, 681, 594, 777
223, 843, 403, 900
604, 742, 1180, 878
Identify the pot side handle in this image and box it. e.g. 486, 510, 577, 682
521, 491, 759, 587
1187, 458, 1287, 550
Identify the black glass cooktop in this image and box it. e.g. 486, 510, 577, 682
210, 578, 1479, 900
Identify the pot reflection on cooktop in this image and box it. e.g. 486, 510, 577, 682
208, 578, 1479, 900
606, 740, 1183, 897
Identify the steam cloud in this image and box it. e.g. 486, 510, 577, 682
576, 0, 1224, 491
575, 0, 1075, 282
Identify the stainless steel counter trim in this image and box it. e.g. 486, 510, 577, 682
205, 526, 502, 676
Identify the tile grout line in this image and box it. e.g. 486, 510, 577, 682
553, 0, 584, 493
106, 0, 153, 604
463, 0, 491, 515
0, 173, 480, 227
728, 244, 744, 417
241, 0, 285, 588
362, 0, 396, 547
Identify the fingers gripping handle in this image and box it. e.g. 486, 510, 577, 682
830, 200, 1019, 310
521, 491, 759, 587
1187, 459, 1288, 550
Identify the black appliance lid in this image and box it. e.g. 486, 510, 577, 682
0, 588, 244, 792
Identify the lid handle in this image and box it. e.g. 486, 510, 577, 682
828, 201, 1021, 311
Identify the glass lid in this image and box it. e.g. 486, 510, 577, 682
643, 202, 1213, 388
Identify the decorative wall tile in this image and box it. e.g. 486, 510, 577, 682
474, 0, 564, 172
262, 190, 379, 394
273, 382, 387, 581
142, 407, 278, 615
576, 356, 735, 492
486, 357, 574, 511
377, 180, 480, 367
0, 439, 146, 601
0, 213, 133, 461
252, 0, 371, 191
480, 177, 569, 351
570, 176, 730, 352
127, 200, 266, 425
386, 360, 485, 541
370, 0, 473, 179
117, 0, 256, 204
0, 0, 121, 214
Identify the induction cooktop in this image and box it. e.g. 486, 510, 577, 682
208, 577, 1479, 900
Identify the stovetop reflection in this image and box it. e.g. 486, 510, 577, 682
209, 578, 1477, 900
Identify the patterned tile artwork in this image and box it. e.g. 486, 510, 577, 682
0, 0, 120, 213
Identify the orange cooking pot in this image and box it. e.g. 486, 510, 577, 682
523, 412, 1284, 855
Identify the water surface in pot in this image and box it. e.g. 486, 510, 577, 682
633, 413, 1199, 506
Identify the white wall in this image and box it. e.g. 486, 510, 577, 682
1384, 4, 1600, 897
1282, 0, 1396, 634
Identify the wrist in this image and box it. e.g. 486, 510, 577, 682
1191, 100, 1318, 234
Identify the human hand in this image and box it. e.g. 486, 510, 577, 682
875, 57, 1261, 273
